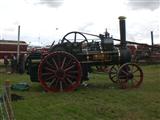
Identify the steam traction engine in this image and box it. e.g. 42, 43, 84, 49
27, 16, 143, 92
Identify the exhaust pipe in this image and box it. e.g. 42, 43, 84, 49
119, 16, 126, 48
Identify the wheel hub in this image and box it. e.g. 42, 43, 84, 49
56, 69, 65, 79
128, 73, 133, 79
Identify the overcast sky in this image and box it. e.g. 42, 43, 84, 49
0, 0, 159, 46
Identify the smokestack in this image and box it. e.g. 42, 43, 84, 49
151, 31, 154, 51
119, 16, 126, 48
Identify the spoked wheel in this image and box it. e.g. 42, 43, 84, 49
117, 63, 143, 89
61, 31, 88, 45
108, 65, 120, 83
38, 51, 82, 92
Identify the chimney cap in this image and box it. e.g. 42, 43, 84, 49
118, 16, 126, 20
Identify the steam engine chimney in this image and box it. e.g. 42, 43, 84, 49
118, 16, 132, 64
119, 16, 126, 48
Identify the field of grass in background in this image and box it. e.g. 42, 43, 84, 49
0, 64, 160, 120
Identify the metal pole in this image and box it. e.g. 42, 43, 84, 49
17, 25, 20, 64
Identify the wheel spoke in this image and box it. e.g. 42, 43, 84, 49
113, 67, 118, 72
57, 55, 61, 67
121, 70, 128, 76
132, 78, 139, 83
64, 38, 71, 43
111, 74, 116, 79
46, 62, 56, 69
133, 68, 139, 73
51, 58, 58, 69
66, 73, 77, 80
74, 33, 77, 42
45, 74, 56, 82
61, 57, 66, 69
47, 78, 57, 87
121, 70, 128, 75
63, 59, 73, 69
66, 78, 73, 85
44, 67, 56, 73
46, 60, 52, 66
135, 74, 141, 80
64, 64, 75, 72
130, 78, 140, 87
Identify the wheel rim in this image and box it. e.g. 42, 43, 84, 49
38, 51, 82, 92
117, 63, 143, 88
108, 65, 119, 83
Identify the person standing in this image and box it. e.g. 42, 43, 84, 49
4, 55, 9, 72
10, 55, 17, 73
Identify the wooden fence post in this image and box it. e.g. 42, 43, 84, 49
4, 80, 14, 120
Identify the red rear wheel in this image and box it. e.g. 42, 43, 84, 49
38, 51, 82, 92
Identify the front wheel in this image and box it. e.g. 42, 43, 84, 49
117, 63, 143, 88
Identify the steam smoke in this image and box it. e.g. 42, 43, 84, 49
37, 0, 64, 8
128, 0, 160, 10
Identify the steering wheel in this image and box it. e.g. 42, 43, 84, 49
61, 31, 88, 45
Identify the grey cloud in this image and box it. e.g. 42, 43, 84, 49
35, 0, 64, 8
128, 0, 160, 10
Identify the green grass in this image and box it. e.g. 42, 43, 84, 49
0, 65, 160, 120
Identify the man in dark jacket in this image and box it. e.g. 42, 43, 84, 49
10, 55, 17, 73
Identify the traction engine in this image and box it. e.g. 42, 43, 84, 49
27, 16, 143, 92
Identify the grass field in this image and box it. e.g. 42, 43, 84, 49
0, 64, 160, 120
